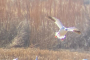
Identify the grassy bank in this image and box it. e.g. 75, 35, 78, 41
0, 48, 90, 60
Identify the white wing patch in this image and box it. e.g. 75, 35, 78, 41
48, 16, 64, 29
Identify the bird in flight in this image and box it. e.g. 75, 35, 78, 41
47, 16, 81, 41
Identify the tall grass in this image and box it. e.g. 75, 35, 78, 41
0, 0, 90, 50
0, 48, 90, 60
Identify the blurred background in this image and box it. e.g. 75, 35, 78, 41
0, 0, 90, 51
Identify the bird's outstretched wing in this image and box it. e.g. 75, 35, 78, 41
67, 27, 81, 34
48, 16, 64, 29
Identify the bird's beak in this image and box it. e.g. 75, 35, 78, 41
55, 36, 57, 38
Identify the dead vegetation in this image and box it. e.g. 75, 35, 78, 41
0, 0, 90, 60
0, 48, 89, 60
0, 0, 90, 50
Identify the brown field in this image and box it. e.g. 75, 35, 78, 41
0, 48, 90, 60
0, 0, 90, 60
